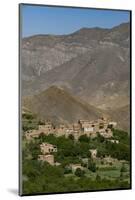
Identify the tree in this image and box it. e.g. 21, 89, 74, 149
105, 142, 130, 161
64, 166, 72, 174
87, 150, 91, 158
97, 149, 106, 158
112, 129, 129, 145
120, 164, 127, 173
97, 133, 105, 143
96, 174, 101, 182
23, 125, 29, 132
81, 162, 87, 168
79, 134, 89, 143
88, 159, 96, 172
28, 141, 41, 160
75, 168, 85, 177
38, 132, 46, 142
68, 134, 74, 140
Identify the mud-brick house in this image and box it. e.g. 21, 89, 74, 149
64, 124, 74, 138
97, 118, 108, 130
78, 117, 114, 138
38, 142, 57, 165
25, 129, 40, 140
71, 123, 81, 140
79, 120, 94, 132
38, 121, 54, 135
56, 124, 67, 137
38, 154, 54, 165
25, 121, 55, 140
99, 128, 113, 138
40, 143, 57, 154
91, 121, 100, 133
63, 123, 82, 140
73, 123, 81, 131
78, 120, 97, 137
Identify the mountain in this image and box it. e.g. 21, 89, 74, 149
22, 86, 105, 125
108, 104, 130, 132
21, 22, 130, 131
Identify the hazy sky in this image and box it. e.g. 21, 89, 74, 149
21, 4, 130, 38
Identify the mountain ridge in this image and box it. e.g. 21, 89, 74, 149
22, 86, 106, 125
23, 22, 129, 39
21, 22, 130, 131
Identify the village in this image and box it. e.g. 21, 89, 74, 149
37, 141, 121, 173
25, 117, 117, 141
24, 117, 122, 171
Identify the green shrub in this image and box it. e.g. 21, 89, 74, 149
88, 159, 96, 172
75, 168, 85, 177
68, 134, 74, 140
79, 134, 89, 143
64, 166, 72, 174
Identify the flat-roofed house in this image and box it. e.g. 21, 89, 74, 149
99, 128, 113, 138
56, 124, 67, 137
97, 117, 109, 130
93, 122, 100, 132
38, 154, 54, 165
78, 120, 98, 138
25, 130, 40, 140
40, 143, 57, 154
79, 120, 94, 133
38, 122, 54, 135
63, 124, 74, 138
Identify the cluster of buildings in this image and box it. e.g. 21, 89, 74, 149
25, 117, 117, 141
37, 142, 99, 166
37, 142, 119, 172
37, 142, 98, 168
25, 118, 118, 167
24, 117, 121, 171
25, 118, 119, 167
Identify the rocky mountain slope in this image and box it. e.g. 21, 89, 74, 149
108, 104, 130, 132
21, 22, 130, 131
22, 86, 106, 125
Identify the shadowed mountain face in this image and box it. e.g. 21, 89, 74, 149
22, 86, 105, 125
21, 22, 130, 131
108, 105, 130, 132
